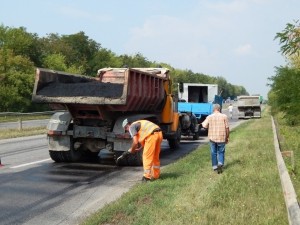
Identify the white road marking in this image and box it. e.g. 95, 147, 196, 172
10, 158, 51, 169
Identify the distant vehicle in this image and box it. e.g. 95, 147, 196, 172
237, 95, 261, 119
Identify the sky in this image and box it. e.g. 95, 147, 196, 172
0, 0, 299, 99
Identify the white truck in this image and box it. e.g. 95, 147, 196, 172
237, 95, 261, 119
178, 83, 218, 104
177, 83, 222, 139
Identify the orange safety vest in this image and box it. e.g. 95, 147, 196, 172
132, 120, 160, 144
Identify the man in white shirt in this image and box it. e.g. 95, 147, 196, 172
228, 104, 233, 119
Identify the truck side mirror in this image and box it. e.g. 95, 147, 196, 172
179, 82, 183, 93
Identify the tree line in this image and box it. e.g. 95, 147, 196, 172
0, 24, 248, 112
269, 20, 300, 125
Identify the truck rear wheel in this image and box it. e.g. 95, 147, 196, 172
193, 132, 200, 140
49, 151, 65, 162
49, 149, 82, 162
168, 138, 180, 149
49, 136, 83, 162
168, 124, 181, 149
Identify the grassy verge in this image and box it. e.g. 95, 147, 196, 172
274, 112, 300, 199
0, 127, 46, 139
82, 107, 288, 225
0, 115, 49, 139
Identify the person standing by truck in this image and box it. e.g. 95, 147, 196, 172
201, 104, 229, 174
121, 119, 163, 182
228, 103, 233, 119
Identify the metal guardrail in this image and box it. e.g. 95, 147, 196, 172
0, 111, 63, 116
272, 117, 300, 225
0, 111, 65, 130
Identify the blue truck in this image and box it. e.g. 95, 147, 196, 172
178, 83, 223, 139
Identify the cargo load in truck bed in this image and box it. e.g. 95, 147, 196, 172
32, 68, 169, 113
37, 81, 124, 98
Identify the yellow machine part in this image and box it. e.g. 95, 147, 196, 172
161, 94, 174, 123
161, 79, 179, 132
171, 112, 179, 132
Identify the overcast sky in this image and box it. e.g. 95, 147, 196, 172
1, 0, 298, 99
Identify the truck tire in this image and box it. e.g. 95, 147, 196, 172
49, 136, 82, 162
115, 150, 143, 166
168, 123, 181, 149
49, 151, 65, 162
193, 131, 200, 140
62, 149, 82, 162
49, 149, 82, 162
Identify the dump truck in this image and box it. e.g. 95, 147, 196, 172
237, 95, 261, 119
177, 83, 223, 139
32, 67, 181, 166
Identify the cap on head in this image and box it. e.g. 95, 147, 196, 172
122, 118, 129, 128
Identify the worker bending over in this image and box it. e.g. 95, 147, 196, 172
122, 119, 163, 182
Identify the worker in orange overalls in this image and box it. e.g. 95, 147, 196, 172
121, 119, 163, 182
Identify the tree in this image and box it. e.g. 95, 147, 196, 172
0, 24, 43, 66
275, 20, 300, 56
42, 53, 85, 74
214, 76, 228, 98
40, 32, 100, 75
268, 66, 300, 125
43, 53, 67, 71
288, 54, 300, 69
61, 31, 100, 74
275, 20, 300, 69
118, 53, 152, 68
269, 21, 300, 125
0, 49, 35, 112
89, 48, 122, 73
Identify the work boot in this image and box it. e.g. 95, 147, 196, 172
141, 176, 151, 183
213, 168, 218, 174
217, 164, 223, 174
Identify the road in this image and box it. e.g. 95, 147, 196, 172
0, 109, 243, 225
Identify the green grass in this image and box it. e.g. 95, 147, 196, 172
0, 127, 47, 139
81, 107, 288, 225
0, 114, 49, 139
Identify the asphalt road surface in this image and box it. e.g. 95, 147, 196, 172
0, 109, 243, 225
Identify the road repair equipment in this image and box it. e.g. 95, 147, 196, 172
32, 67, 181, 166
116, 150, 131, 164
